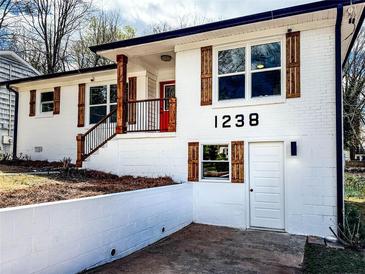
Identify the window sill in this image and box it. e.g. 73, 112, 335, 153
34, 112, 54, 119
212, 95, 285, 109
198, 179, 232, 184
115, 132, 176, 140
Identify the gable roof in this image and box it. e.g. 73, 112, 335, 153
90, 0, 365, 54
0, 51, 40, 76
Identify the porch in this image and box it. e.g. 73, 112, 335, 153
76, 51, 177, 167
86, 224, 306, 274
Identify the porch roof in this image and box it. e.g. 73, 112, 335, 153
90, 0, 365, 65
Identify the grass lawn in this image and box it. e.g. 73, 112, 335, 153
303, 243, 365, 274
0, 174, 56, 192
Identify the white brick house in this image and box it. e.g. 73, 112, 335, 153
2, 0, 365, 237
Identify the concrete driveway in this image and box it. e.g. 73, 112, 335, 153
86, 224, 306, 274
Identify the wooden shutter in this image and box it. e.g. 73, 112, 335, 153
188, 142, 199, 181
128, 77, 137, 124
286, 31, 301, 98
231, 141, 244, 183
29, 90, 36, 117
201, 46, 212, 106
77, 83, 86, 127
53, 86, 61, 114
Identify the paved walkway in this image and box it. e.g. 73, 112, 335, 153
87, 224, 306, 274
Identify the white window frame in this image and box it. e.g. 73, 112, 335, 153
88, 83, 117, 125
40, 91, 54, 113
200, 143, 231, 183
213, 36, 285, 108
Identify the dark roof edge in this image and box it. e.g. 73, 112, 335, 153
0, 64, 117, 86
90, 0, 365, 53
343, 7, 365, 66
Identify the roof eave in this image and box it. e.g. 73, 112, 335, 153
90, 0, 365, 54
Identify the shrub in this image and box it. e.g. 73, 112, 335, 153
330, 203, 365, 249
345, 173, 365, 199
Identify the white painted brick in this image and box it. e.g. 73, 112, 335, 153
0, 184, 193, 273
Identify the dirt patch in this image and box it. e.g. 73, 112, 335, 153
0, 165, 175, 208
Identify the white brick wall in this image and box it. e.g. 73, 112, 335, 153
15, 24, 337, 237
0, 184, 193, 274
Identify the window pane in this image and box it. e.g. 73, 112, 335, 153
90, 86, 107, 105
251, 42, 281, 70
110, 104, 117, 123
218, 74, 245, 100
203, 145, 229, 160
90, 105, 107, 124
41, 102, 53, 112
41, 92, 53, 102
252, 70, 281, 97
218, 47, 245, 74
203, 162, 229, 180
110, 84, 117, 103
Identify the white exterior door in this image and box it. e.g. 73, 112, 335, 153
249, 142, 284, 230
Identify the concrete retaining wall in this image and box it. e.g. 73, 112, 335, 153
0, 184, 193, 274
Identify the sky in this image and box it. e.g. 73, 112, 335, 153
94, 0, 318, 34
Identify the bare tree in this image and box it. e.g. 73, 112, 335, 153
0, 0, 15, 41
70, 10, 135, 69
14, 0, 91, 74
147, 14, 217, 34
343, 27, 365, 159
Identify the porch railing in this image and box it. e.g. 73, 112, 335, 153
126, 97, 176, 133
76, 108, 117, 167
76, 97, 176, 167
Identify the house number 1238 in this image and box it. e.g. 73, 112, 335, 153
214, 113, 259, 128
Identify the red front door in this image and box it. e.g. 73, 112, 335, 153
159, 80, 175, 131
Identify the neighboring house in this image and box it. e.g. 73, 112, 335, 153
1, 0, 365, 238
0, 51, 39, 155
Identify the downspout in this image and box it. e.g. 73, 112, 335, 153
7, 85, 18, 160
335, 0, 344, 228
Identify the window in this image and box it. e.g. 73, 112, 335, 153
40, 91, 54, 113
251, 42, 281, 97
202, 144, 229, 180
217, 47, 245, 101
215, 40, 282, 102
89, 84, 117, 124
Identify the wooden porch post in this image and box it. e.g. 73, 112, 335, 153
76, 134, 84, 167
116, 54, 128, 134
168, 97, 177, 132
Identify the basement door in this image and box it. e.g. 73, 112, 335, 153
249, 142, 285, 230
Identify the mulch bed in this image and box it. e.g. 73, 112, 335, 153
0, 162, 176, 208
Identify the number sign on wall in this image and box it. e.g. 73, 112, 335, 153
214, 113, 259, 128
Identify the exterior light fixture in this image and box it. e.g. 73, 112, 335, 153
161, 55, 172, 62
291, 141, 297, 156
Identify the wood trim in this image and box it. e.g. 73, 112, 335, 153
53, 86, 60, 114
231, 141, 244, 183
77, 83, 86, 127
76, 134, 84, 168
168, 97, 177, 132
286, 31, 301, 98
188, 142, 199, 181
201, 46, 212, 106
29, 90, 36, 117
128, 76, 137, 124
116, 54, 128, 134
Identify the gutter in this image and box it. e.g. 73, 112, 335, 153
7, 85, 18, 160
335, 0, 344, 228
